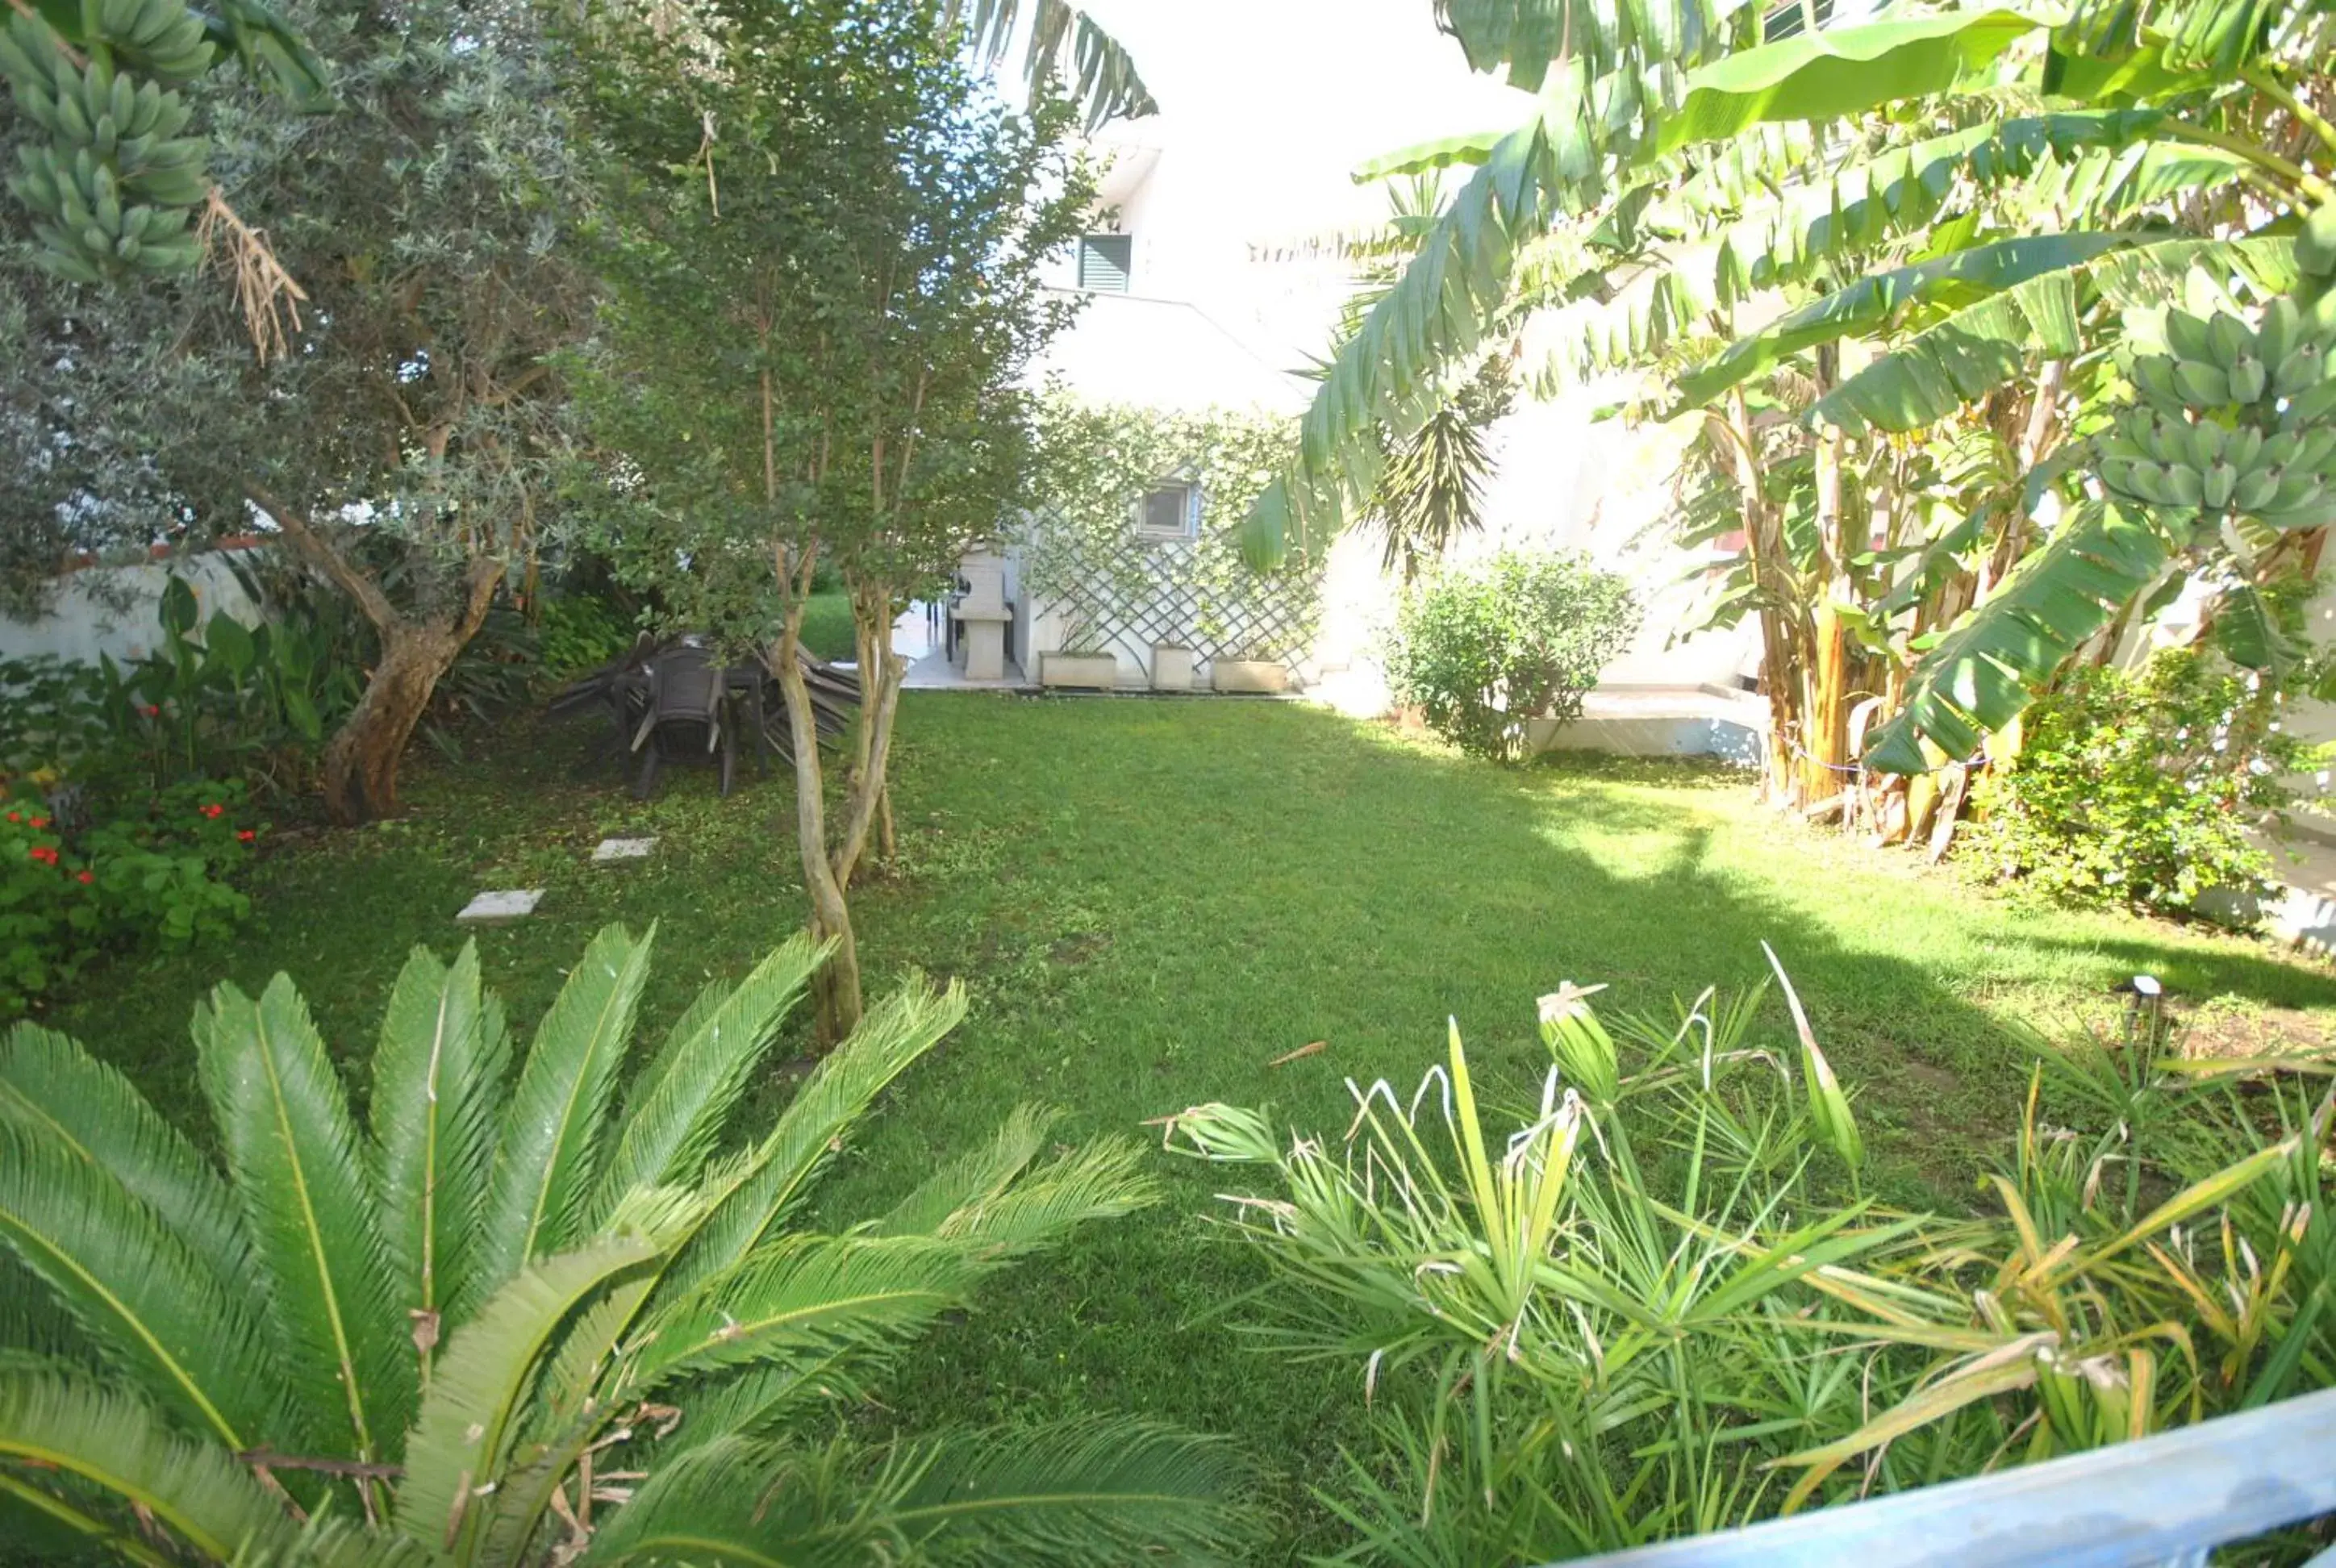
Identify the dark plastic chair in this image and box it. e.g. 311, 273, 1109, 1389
631, 648, 733, 799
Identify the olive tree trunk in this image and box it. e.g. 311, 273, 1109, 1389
248, 485, 502, 827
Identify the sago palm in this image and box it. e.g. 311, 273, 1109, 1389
0, 924, 1245, 1565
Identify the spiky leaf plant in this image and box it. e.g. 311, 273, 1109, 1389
0, 924, 1246, 1565
1168, 956, 2331, 1563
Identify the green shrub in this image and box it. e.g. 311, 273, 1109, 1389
0, 928, 1244, 1563
534, 591, 637, 678
1169, 965, 2334, 1562
1965, 648, 2308, 916
1384, 548, 1640, 762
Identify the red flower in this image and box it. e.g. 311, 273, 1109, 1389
202, 803, 225, 819
3, 812, 15, 824
142, 703, 161, 718
76, 869, 94, 884
27, 817, 47, 830
28, 845, 57, 865
237, 829, 256, 843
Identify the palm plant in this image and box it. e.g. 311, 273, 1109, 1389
0, 926, 1245, 1564
1165, 957, 2331, 1562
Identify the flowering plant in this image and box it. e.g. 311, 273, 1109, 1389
0, 780, 259, 1014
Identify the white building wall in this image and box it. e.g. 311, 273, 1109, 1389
1023, 0, 1754, 707
0, 553, 261, 667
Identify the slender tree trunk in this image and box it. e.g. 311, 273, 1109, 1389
1803, 351, 1854, 809
774, 611, 862, 1046
1708, 402, 1800, 804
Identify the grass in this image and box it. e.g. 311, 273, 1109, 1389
799, 590, 857, 661
44, 694, 2336, 1560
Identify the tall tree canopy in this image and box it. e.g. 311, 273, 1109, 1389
569, 0, 1091, 1040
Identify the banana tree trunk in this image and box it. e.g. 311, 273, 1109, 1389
1801, 356, 1854, 809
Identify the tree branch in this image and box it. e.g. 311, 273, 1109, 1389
245, 482, 401, 632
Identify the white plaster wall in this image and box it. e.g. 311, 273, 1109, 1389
0, 553, 261, 667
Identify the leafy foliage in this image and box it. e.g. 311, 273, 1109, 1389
1965, 648, 2309, 915
1384, 549, 1640, 761
1020, 396, 1321, 663
0, 778, 256, 1015
0, 924, 1248, 1562
1168, 964, 2335, 1562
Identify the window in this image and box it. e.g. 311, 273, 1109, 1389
1135, 481, 1198, 540
1077, 233, 1133, 293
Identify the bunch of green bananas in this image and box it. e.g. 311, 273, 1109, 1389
0, 0, 216, 282
2097, 298, 2336, 530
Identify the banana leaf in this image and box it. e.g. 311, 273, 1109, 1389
1864, 499, 2175, 774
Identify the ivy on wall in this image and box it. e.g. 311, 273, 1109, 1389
1018, 394, 1325, 663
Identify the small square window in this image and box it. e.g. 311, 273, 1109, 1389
1136, 482, 1197, 540
1078, 233, 1133, 293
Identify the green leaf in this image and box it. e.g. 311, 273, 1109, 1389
369, 941, 507, 1331
1436, 0, 1751, 92
1865, 499, 2176, 773
0, 1120, 279, 1450
589, 934, 823, 1227
392, 1236, 658, 1562
881, 1419, 1253, 1562
1676, 231, 2144, 411
0, 1023, 249, 1293
195, 975, 406, 1459
0, 1368, 298, 1565
1657, 10, 2049, 156
202, 613, 256, 678
949, 0, 1156, 129
659, 978, 967, 1299
475, 923, 655, 1293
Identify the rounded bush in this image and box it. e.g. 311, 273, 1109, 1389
1385, 549, 1640, 763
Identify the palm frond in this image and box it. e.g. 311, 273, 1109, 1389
659, 978, 967, 1299
871, 1104, 1053, 1237
477, 923, 657, 1291
947, 0, 1156, 129
473, 1269, 661, 1564
914, 1137, 1158, 1256
881, 1419, 1253, 1563
0, 1022, 250, 1292
571, 1433, 879, 1566
0, 1367, 297, 1564
196, 976, 407, 1460
392, 1236, 659, 1561
1435, 0, 1758, 90
369, 941, 507, 1340
590, 934, 824, 1228
0, 1119, 280, 1449
635, 1235, 985, 1390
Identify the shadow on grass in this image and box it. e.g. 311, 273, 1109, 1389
35, 691, 2336, 1565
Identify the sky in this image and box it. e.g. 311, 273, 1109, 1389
1070, 0, 1534, 240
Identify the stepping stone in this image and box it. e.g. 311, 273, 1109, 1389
456, 888, 544, 925
592, 836, 657, 865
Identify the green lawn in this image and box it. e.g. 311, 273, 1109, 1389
46, 695, 2336, 1559
799, 590, 857, 661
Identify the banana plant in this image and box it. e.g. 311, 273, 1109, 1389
0, 0, 328, 281
1238, 0, 2336, 798
0, 925, 1245, 1564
